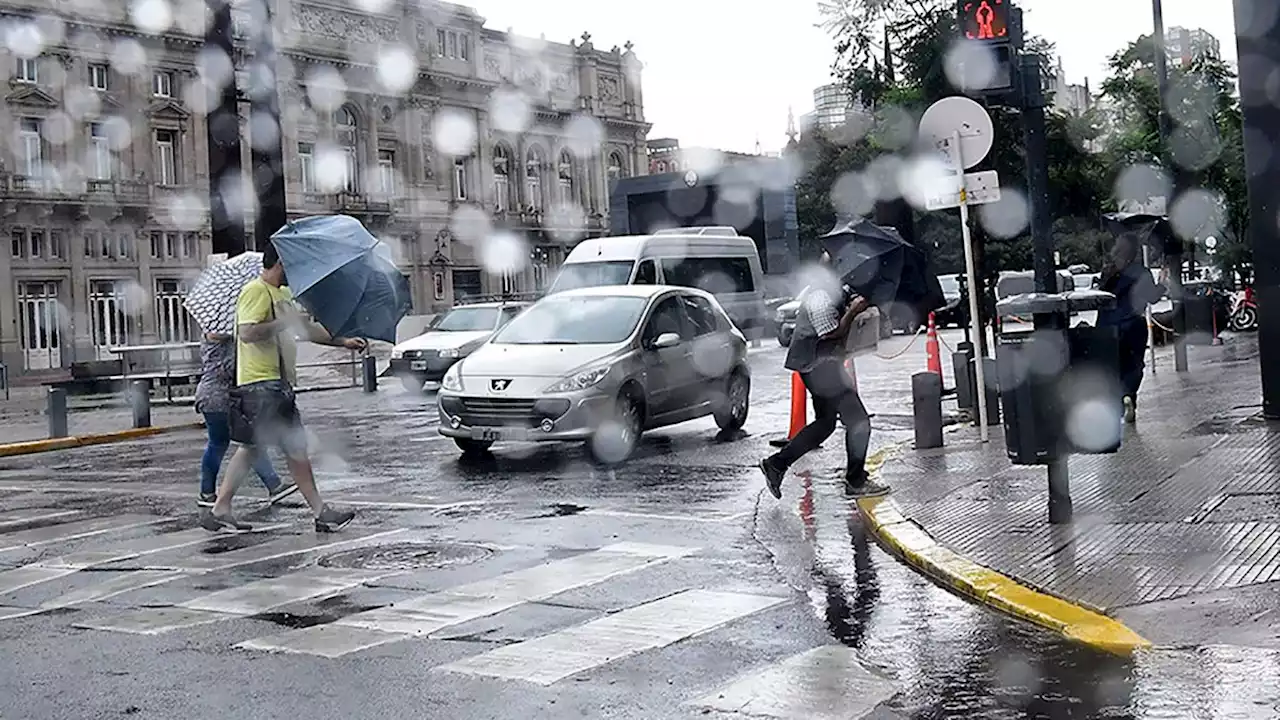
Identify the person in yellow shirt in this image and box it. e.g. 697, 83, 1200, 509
201, 246, 367, 533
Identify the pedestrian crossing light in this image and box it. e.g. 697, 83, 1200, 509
956, 0, 1022, 102
959, 0, 1010, 41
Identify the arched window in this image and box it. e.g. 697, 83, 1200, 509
557, 149, 574, 205
493, 144, 513, 212
607, 152, 625, 186
524, 146, 543, 211
334, 106, 358, 192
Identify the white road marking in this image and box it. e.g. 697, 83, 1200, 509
74, 607, 226, 635
0, 566, 78, 596
0, 508, 81, 530
688, 645, 899, 719
438, 589, 787, 685
42, 570, 187, 610
154, 528, 405, 573
237, 542, 697, 658
0, 515, 166, 553
0, 605, 39, 621
181, 567, 390, 615
583, 509, 752, 524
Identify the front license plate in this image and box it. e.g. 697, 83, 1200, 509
471, 427, 527, 442
410, 360, 428, 370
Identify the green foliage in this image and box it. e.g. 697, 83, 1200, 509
795, 0, 1246, 281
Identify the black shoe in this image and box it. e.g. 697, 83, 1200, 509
200, 509, 252, 532
759, 458, 785, 499
845, 479, 891, 498
315, 506, 355, 533
197, 493, 217, 508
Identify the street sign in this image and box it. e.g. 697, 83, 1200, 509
919, 97, 994, 169
924, 170, 1002, 210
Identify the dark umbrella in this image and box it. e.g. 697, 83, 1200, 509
820, 219, 946, 324
1102, 212, 1183, 259
270, 215, 412, 343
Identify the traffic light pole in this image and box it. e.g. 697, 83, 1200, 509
244, 0, 288, 250
1150, 0, 1189, 372
204, 0, 245, 257
1020, 53, 1056, 294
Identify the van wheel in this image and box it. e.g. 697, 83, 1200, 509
714, 372, 750, 431
454, 438, 493, 455
589, 391, 643, 465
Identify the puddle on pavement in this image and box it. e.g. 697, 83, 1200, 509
251, 595, 381, 629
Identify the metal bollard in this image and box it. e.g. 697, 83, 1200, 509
911, 371, 944, 449
981, 357, 1001, 425
361, 355, 378, 393
953, 345, 975, 413
129, 380, 151, 428
47, 388, 68, 438
1048, 458, 1072, 523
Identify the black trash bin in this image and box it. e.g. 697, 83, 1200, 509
995, 294, 1071, 465
1062, 290, 1122, 455
1181, 282, 1217, 345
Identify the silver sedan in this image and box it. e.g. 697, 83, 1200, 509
437, 285, 751, 464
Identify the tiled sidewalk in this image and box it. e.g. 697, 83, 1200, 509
877, 335, 1280, 645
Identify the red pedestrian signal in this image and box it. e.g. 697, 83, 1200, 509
959, 0, 1009, 41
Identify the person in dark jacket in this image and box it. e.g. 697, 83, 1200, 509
1096, 235, 1165, 423
194, 333, 296, 507
758, 257, 888, 499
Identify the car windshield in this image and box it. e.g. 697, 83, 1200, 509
998, 275, 1034, 298
434, 307, 499, 332
493, 295, 648, 345
549, 261, 635, 293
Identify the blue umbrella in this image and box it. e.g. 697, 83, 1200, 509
270, 215, 412, 343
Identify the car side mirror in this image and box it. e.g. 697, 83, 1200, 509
651, 332, 681, 350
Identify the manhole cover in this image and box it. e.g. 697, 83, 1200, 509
317, 542, 492, 571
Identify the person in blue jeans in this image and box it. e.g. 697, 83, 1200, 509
195, 333, 297, 507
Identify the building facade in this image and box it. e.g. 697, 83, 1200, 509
1167, 26, 1221, 67
645, 137, 771, 174
800, 82, 863, 133
0, 0, 649, 378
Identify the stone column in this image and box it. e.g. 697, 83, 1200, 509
476, 109, 491, 210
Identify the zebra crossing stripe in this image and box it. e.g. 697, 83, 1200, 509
0, 566, 78, 596
41, 570, 187, 610
236, 542, 697, 658
687, 645, 899, 719
181, 567, 391, 615
437, 589, 788, 685
0, 508, 81, 530
156, 528, 405, 573
0, 514, 167, 553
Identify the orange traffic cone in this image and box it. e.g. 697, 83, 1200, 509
769, 372, 808, 447
926, 312, 942, 376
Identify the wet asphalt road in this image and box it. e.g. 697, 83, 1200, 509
1, 334, 1278, 719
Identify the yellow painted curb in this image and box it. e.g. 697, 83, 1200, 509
0, 421, 205, 458
856, 493, 1151, 656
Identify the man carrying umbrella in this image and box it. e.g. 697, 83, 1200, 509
758, 252, 890, 500
200, 245, 367, 533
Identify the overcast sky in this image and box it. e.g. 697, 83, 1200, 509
466, 0, 1239, 155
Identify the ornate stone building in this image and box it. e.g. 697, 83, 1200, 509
0, 0, 648, 378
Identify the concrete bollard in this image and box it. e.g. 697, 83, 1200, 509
361, 355, 378, 393
129, 380, 151, 428
911, 371, 944, 449
47, 388, 68, 438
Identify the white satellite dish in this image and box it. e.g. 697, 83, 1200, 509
919, 96, 995, 169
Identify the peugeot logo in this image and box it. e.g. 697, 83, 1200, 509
490, 379, 512, 392
683, 170, 698, 187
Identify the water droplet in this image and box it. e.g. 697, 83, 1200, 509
377, 45, 416, 95
432, 108, 477, 157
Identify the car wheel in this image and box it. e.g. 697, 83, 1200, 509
400, 375, 424, 393
777, 327, 792, 347
589, 390, 643, 465
714, 371, 750, 431
454, 438, 493, 455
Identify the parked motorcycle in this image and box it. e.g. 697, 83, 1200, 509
1228, 287, 1258, 332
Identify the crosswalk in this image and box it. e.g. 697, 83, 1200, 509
0, 506, 901, 717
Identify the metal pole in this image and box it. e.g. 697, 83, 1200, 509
1047, 458, 1072, 524
245, 0, 288, 250
1232, 0, 1280, 416
1021, 53, 1056, 295
954, 130, 990, 441
361, 354, 378, 393
1150, 0, 1189, 372
204, 0, 246, 257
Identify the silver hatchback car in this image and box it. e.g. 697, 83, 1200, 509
437, 285, 751, 464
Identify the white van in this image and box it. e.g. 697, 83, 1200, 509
548, 227, 768, 333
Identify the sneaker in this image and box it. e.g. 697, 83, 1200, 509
197, 493, 217, 508
315, 506, 355, 533
268, 481, 300, 505
200, 509, 252, 532
759, 458, 785, 500
845, 479, 891, 498
1123, 396, 1136, 424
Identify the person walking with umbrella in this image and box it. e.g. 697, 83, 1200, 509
758, 252, 889, 499
194, 330, 296, 507
1096, 233, 1165, 424
200, 245, 367, 533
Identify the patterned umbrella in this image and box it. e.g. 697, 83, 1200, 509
183, 252, 264, 335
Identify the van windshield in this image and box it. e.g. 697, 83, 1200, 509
549, 261, 635, 293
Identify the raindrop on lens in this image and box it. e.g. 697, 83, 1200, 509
489, 89, 531, 134
377, 46, 416, 94
433, 109, 477, 156
130, 0, 173, 34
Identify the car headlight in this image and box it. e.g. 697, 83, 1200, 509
390, 348, 404, 359
441, 363, 463, 392
774, 309, 786, 322
439, 347, 460, 359
544, 366, 610, 393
